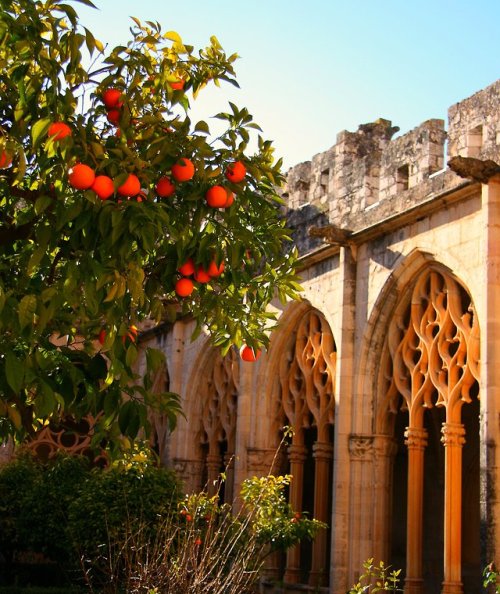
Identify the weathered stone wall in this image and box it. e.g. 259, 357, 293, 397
284, 79, 500, 255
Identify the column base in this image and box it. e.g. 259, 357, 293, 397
283, 568, 301, 584
308, 569, 327, 587
404, 577, 424, 594
441, 580, 463, 594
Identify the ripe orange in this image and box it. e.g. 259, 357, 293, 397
98, 329, 106, 345
92, 175, 114, 200
175, 277, 194, 297
207, 260, 225, 277
156, 176, 175, 198
169, 79, 185, 91
107, 109, 121, 125
240, 345, 261, 362
171, 158, 195, 182
178, 258, 195, 276
48, 122, 72, 141
0, 151, 12, 169
102, 88, 123, 109
117, 173, 141, 197
225, 161, 246, 183
224, 190, 234, 207
122, 324, 138, 344
194, 266, 211, 283
68, 163, 95, 190
206, 185, 228, 208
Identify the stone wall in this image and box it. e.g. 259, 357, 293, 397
284, 79, 500, 254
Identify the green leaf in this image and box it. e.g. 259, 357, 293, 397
5, 352, 25, 394
31, 118, 51, 150
18, 295, 37, 330
194, 120, 210, 134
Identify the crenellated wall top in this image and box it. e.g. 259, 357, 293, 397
283, 79, 500, 254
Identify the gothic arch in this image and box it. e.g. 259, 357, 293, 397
263, 304, 337, 588
254, 300, 314, 447
367, 257, 481, 594
176, 337, 240, 499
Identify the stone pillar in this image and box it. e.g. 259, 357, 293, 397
441, 422, 466, 594
404, 426, 428, 594
206, 451, 222, 497
348, 434, 374, 581
284, 443, 308, 584
372, 434, 398, 563
309, 441, 333, 587
480, 175, 500, 567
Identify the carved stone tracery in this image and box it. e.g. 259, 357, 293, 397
381, 267, 480, 594
277, 309, 336, 587
197, 347, 239, 497
385, 269, 480, 426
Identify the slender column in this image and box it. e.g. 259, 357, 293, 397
404, 426, 428, 594
284, 443, 308, 584
206, 451, 222, 497
348, 434, 374, 581
372, 435, 398, 563
309, 441, 333, 587
441, 422, 466, 594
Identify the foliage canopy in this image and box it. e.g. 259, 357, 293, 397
0, 0, 301, 450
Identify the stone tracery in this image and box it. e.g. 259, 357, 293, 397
276, 309, 336, 587
381, 267, 480, 594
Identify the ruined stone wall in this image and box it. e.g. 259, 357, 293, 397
284, 79, 500, 254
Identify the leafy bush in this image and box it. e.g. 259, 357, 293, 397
68, 463, 181, 557
0, 452, 180, 588
348, 558, 403, 593
81, 474, 325, 594
484, 563, 500, 593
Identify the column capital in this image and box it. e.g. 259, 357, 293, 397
348, 434, 374, 460
246, 448, 279, 474
373, 434, 398, 458
441, 422, 466, 447
404, 426, 428, 450
288, 443, 308, 463
312, 441, 333, 461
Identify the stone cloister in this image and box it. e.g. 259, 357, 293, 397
4, 80, 500, 593
145, 79, 500, 594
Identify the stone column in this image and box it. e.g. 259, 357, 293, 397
372, 434, 398, 563
309, 441, 333, 587
348, 434, 374, 581
480, 175, 500, 567
284, 443, 308, 584
441, 422, 466, 594
404, 426, 428, 594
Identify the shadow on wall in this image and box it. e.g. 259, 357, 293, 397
284, 203, 330, 256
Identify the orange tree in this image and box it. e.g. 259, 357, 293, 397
0, 0, 301, 452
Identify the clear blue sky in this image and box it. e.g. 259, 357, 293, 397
77, 0, 500, 169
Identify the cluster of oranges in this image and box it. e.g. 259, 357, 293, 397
17, 88, 260, 362
175, 256, 225, 298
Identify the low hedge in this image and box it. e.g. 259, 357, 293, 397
0, 452, 181, 588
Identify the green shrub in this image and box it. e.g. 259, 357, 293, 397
67, 464, 181, 557
0, 452, 181, 588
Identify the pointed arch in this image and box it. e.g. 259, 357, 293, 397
261, 302, 336, 588
360, 251, 481, 594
